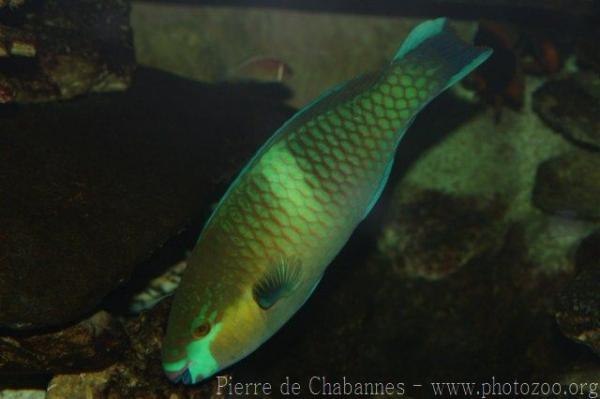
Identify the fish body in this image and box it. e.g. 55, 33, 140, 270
162, 18, 491, 385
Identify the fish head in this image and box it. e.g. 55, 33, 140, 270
161, 274, 266, 385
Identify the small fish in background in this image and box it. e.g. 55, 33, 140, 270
129, 260, 187, 314
162, 18, 491, 385
226, 56, 293, 83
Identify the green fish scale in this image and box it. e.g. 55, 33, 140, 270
216, 157, 330, 268
284, 60, 441, 222
197, 59, 444, 277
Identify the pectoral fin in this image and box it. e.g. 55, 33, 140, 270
253, 257, 303, 309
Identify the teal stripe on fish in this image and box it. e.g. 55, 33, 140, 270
162, 18, 492, 385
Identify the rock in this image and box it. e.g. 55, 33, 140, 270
532, 151, 600, 221
0, 68, 293, 330
576, 229, 600, 271
377, 186, 507, 280
47, 300, 215, 399
556, 230, 600, 356
522, 213, 593, 277
0, 0, 25, 10
0, 312, 125, 376
0, 0, 135, 104
0, 390, 45, 399
556, 267, 600, 356
551, 362, 600, 396
533, 73, 600, 150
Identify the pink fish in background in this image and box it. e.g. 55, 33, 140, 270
227, 56, 293, 83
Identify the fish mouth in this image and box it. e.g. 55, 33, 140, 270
166, 364, 194, 385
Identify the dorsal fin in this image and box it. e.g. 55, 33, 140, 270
253, 256, 303, 309
393, 18, 447, 61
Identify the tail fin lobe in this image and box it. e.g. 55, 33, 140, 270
393, 19, 492, 92
393, 18, 448, 61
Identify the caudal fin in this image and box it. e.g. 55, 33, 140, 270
391, 18, 492, 93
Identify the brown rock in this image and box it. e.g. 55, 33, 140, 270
556, 230, 600, 356
0, 0, 135, 104
0, 0, 26, 9
377, 186, 507, 280
47, 300, 215, 399
0, 68, 293, 330
533, 73, 600, 150
532, 152, 600, 221
0, 311, 126, 376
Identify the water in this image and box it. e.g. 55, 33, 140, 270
0, 1, 598, 398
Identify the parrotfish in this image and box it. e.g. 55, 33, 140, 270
162, 18, 492, 385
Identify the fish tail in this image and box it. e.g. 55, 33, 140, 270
392, 18, 492, 91
370, 18, 492, 129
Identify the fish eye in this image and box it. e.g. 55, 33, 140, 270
192, 322, 211, 338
